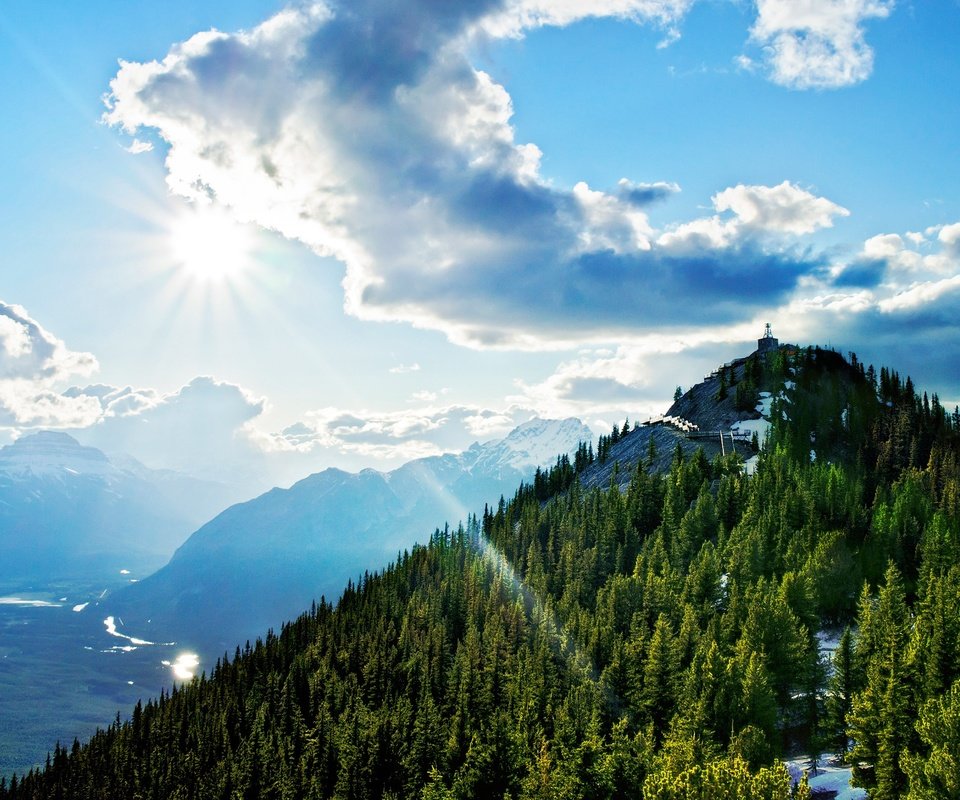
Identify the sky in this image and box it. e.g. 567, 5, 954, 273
1, 0, 959, 494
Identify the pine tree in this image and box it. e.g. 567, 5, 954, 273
825, 627, 855, 759
903, 679, 960, 800
642, 615, 680, 742
849, 565, 914, 799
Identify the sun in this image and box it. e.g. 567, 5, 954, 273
169, 205, 254, 284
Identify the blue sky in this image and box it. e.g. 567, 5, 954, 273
1, 0, 958, 493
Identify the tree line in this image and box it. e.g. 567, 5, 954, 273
3, 346, 960, 799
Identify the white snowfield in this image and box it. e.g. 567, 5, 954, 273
786, 755, 866, 800
731, 391, 774, 443
732, 379, 797, 447
474, 418, 594, 473
0, 431, 116, 479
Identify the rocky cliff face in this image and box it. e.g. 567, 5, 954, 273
578, 345, 790, 491
666, 354, 763, 431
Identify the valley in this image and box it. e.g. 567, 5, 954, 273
0, 572, 185, 776
0, 420, 592, 776
8, 343, 957, 798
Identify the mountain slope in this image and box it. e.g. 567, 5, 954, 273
9, 346, 960, 799
106, 418, 591, 651
0, 432, 234, 581
576, 347, 786, 491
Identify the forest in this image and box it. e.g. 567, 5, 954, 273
3, 346, 959, 799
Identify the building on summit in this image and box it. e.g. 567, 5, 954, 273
757, 323, 778, 355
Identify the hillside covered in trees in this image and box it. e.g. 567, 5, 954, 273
3, 345, 960, 799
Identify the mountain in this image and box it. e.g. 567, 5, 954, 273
576, 348, 785, 492
106, 418, 592, 652
12, 345, 960, 799
0, 431, 236, 582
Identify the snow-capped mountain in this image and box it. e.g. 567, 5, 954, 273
107, 418, 592, 653
0, 430, 114, 478
468, 417, 592, 475
0, 432, 237, 581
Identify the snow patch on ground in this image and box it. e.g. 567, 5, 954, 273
732, 417, 771, 441
816, 628, 844, 660
757, 392, 773, 414
785, 754, 865, 799
733, 391, 779, 455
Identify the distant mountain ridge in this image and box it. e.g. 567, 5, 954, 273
0, 430, 112, 476
15, 345, 960, 799
0, 431, 237, 582
107, 418, 592, 653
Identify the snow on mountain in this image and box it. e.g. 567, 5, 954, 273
107, 418, 593, 653
0, 432, 237, 581
470, 418, 593, 474
0, 431, 115, 478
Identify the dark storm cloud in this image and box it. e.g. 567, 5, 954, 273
832, 258, 887, 288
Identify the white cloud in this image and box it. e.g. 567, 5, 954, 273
749, 0, 894, 89
0, 302, 100, 429
0, 302, 97, 382
411, 390, 439, 403
258, 401, 541, 468
877, 275, 960, 313
713, 181, 849, 234
70, 377, 269, 487
836, 224, 960, 285
0, 383, 103, 429
102, 1, 836, 351
125, 138, 153, 154
616, 178, 681, 206
572, 181, 654, 254
658, 180, 848, 252
861, 232, 922, 272
939, 222, 960, 258
389, 362, 421, 374
479, 0, 695, 39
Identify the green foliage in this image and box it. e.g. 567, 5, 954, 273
903, 679, 960, 799
643, 756, 792, 799
849, 564, 914, 799
715, 370, 728, 401
5, 348, 960, 799
824, 627, 856, 758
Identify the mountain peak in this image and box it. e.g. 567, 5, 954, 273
476, 417, 593, 473
0, 430, 112, 476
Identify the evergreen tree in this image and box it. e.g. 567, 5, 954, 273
849, 565, 914, 799
825, 627, 855, 759
903, 679, 960, 800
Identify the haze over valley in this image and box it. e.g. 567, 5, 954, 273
1, 1, 959, 796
